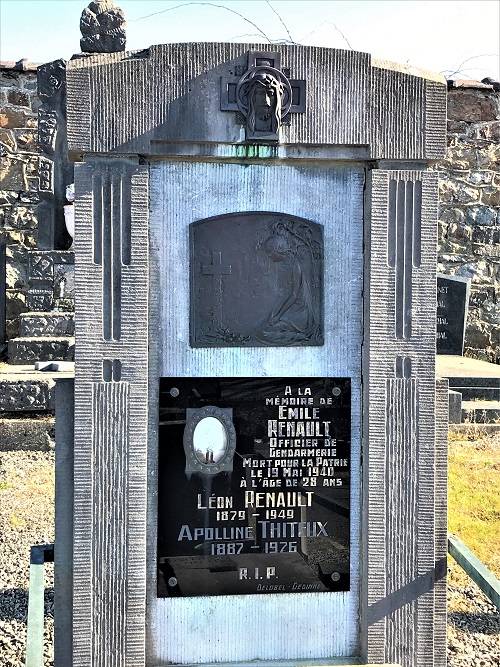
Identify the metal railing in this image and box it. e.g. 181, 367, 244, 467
25, 544, 54, 667
24, 536, 499, 665
448, 533, 500, 610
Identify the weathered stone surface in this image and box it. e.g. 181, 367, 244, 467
481, 300, 500, 325
18, 191, 39, 205
468, 170, 493, 185
472, 226, 500, 244
27, 287, 53, 311
0, 155, 26, 190
468, 286, 497, 307
465, 320, 494, 347
53, 297, 74, 311
0, 417, 55, 448
442, 142, 497, 170
447, 120, 470, 135
447, 223, 472, 243
0, 128, 16, 151
0, 229, 37, 248
54, 264, 74, 298
8, 336, 75, 364
80, 0, 127, 53
15, 128, 38, 150
3, 202, 37, 229
464, 205, 497, 226
477, 121, 500, 140
0, 378, 55, 411
481, 186, 500, 206
447, 89, 500, 122
19, 312, 74, 337
0, 106, 36, 129
456, 261, 491, 282
439, 180, 480, 203
28, 251, 53, 281
5, 261, 27, 289
7, 89, 31, 108
439, 207, 465, 224
6, 289, 28, 319
6, 318, 19, 339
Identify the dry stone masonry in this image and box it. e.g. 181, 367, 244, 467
0, 60, 74, 370
0, 61, 40, 343
436, 80, 500, 362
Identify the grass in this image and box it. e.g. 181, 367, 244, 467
448, 431, 500, 584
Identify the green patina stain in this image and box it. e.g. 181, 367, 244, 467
234, 144, 279, 160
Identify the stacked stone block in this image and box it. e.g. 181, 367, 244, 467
1, 60, 75, 366
435, 81, 500, 362
8, 248, 75, 364
0, 61, 40, 341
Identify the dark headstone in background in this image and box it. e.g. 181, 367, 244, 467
436, 274, 470, 355
37, 59, 73, 251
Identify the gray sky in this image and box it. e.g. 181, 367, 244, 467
0, 0, 499, 80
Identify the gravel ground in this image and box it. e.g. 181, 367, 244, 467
0, 450, 54, 667
0, 450, 499, 666
447, 563, 500, 666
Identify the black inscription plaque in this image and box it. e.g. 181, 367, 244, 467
190, 212, 323, 347
157, 377, 350, 597
436, 274, 470, 355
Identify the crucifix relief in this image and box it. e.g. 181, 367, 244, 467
190, 212, 323, 347
220, 51, 306, 142
202, 251, 232, 326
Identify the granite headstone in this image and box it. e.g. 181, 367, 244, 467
56, 35, 449, 667
436, 273, 471, 355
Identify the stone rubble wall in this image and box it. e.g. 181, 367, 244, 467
0, 63, 40, 340
435, 83, 500, 363
1, 63, 500, 363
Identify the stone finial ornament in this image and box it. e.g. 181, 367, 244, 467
80, 0, 126, 53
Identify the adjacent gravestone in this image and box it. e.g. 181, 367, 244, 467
57, 38, 448, 667
37, 59, 73, 250
436, 273, 471, 355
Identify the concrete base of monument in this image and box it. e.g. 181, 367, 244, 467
0, 361, 74, 413
436, 355, 500, 379
437, 355, 500, 425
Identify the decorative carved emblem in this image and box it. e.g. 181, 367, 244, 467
38, 157, 54, 194
190, 212, 323, 347
221, 51, 306, 142
29, 253, 54, 282
38, 110, 58, 152
80, 0, 126, 53
37, 60, 66, 103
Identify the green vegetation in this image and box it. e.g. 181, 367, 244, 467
448, 432, 500, 582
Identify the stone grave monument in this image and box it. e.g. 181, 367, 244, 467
436, 273, 471, 355
57, 37, 449, 667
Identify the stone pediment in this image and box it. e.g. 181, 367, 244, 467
66, 42, 446, 160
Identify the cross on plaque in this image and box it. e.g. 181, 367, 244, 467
202, 251, 232, 323
202, 251, 232, 280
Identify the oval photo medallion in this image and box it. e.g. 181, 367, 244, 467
193, 416, 228, 465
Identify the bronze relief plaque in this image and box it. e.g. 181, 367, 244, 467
190, 212, 324, 347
